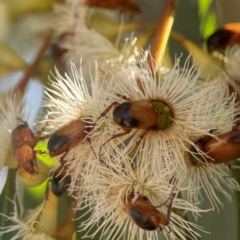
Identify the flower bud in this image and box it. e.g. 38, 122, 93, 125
36, 186, 59, 236
0, 184, 58, 239
17, 158, 51, 187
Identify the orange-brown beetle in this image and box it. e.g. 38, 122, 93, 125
198, 130, 240, 164
124, 190, 176, 231
206, 23, 240, 53
47, 118, 92, 158
97, 94, 172, 157
102, 94, 171, 132
11, 120, 49, 174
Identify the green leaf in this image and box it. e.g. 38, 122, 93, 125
171, 31, 222, 79
34, 139, 58, 167
198, 0, 217, 39
26, 140, 58, 199
26, 179, 48, 200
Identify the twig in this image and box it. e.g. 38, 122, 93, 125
14, 29, 53, 94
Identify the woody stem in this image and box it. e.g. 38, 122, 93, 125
14, 29, 53, 95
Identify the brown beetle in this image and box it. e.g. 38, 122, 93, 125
206, 23, 240, 53
51, 164, 71, 197
97, 94, 172, 158
124, 190, 176, 231
198, 130, 240, 164
11, 120, 49, 174
47, 118, 92, 158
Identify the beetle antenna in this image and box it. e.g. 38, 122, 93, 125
89, 101, 120, 136
90, 94, 131, 136
154, 186, 177, 208
165, 190, 176, 225
154, 186, 177, 231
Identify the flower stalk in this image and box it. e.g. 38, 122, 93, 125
147, 0, 178, 72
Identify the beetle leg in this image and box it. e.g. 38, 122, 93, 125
99, 102, 120, 119
135, 129, 148, 147
154, 186, 177, 230
164, 191, 176, 225
33, 152, 38, 168
38, 133, 53, 141
154, 186, 177, 208
116, 94, 133, 102
36, 121, 59, 140
126, 130, 148, 159
35, 150, 46, 155
224, 162, 235, 178
88, 101, 120, 137
159, 225, 163, 231
99, 130, 131, 161
90, 94, 132, 136
86, 138, 97, 159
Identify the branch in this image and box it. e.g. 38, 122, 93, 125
14, 29, 53, 94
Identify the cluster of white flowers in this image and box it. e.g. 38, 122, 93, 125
40, 49, 240, 239
2, 0, 240, 240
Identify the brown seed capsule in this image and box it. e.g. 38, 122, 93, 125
11, 120, 49, 174
206, 23, 240, 53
